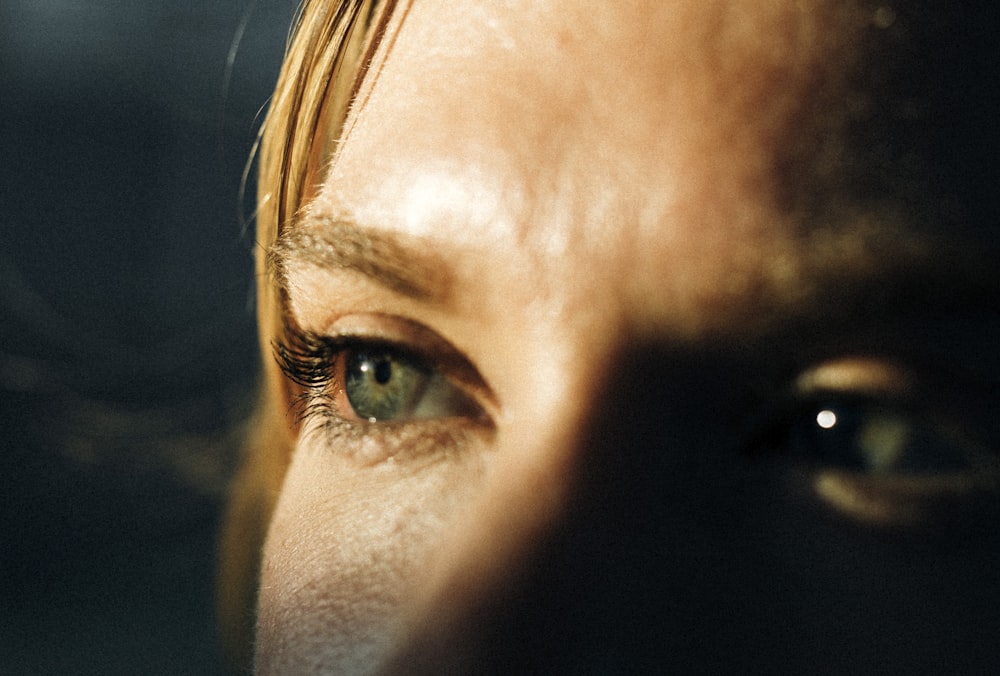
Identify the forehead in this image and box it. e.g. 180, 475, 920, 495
300, 0, 990, 337
330, 1, 849, 216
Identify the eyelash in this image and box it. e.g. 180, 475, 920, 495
275, 328, 337, 388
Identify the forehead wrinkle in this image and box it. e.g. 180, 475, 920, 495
268, 213, 453, 304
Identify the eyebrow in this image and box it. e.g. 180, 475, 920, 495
267, 214, 451, 303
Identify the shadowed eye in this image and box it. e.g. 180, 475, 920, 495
747, 358, 1000, 525
750, 359, 998, 477
344, 348, 479, 422
783, 398, 995, 475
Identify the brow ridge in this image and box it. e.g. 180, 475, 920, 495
268, 216, 450, 302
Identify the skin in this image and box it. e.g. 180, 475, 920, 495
255, 1, 1000, 672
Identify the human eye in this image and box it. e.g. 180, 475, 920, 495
750, 358, 1000, 526
273, 319, 491, 461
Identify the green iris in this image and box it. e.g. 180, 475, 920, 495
344, 349, 431, 421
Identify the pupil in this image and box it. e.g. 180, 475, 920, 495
373, 357, 393, 385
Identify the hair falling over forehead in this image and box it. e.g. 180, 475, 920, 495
255, 0, 400, 356
218, 0, 394, 668
258, 0, 394, 245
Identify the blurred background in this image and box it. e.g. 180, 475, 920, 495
1, 1, 295, 672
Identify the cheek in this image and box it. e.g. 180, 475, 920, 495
254, 437, 487, 674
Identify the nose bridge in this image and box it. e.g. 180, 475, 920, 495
533, 344, 758, 648
386, 341, 770, 673
483, 336, 728, 571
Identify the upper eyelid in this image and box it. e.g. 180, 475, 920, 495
790, 354, 1000, 417
794, 358, 915, 396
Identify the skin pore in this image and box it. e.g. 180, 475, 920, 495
249, 1, 999, 673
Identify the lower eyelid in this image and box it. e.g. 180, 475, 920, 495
304, 412, 492, 467
808, 469, 1000, 527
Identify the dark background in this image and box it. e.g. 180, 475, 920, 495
1, 1, 294, 672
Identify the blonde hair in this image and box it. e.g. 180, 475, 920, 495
217, 0, 395, 668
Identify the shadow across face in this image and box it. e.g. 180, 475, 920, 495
382, 338, 1000, 673
251, 2, 1000, 672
